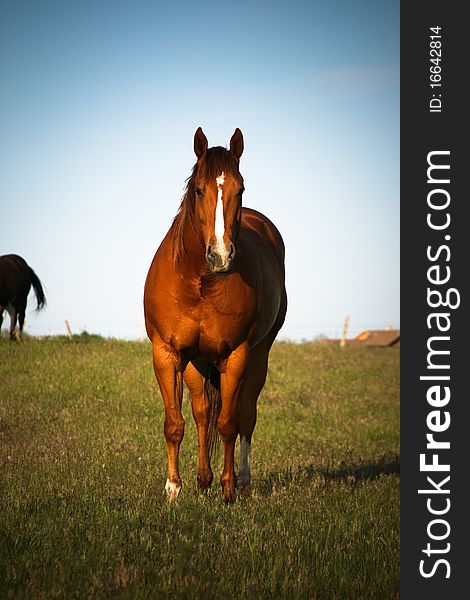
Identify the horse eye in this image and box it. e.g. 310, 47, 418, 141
239, 187, 245, 196
196, 187, 204, 197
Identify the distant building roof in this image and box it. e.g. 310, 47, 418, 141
318, 328, 400, 347
352, 329, 400, 347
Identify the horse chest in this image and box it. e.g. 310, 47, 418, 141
161, 276, 256, 357
197, 297, 252, 353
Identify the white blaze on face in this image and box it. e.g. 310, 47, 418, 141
215, 171, 226, 252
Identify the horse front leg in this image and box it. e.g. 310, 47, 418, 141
152, 340, 185, 501
219, 343, 249, 503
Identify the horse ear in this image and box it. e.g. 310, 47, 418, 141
194, 127, 208, 159
229, 128, 244, 160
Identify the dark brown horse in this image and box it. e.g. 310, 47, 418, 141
144, 128, 287, 502
0, 254, 46, 340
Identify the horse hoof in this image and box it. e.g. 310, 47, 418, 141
236, 473, 251, 490
221, 482, 236, 503
197, 471, 213, 491
165, 478, 181, 501
237, 482, 252, 497
224, 492, 236, 504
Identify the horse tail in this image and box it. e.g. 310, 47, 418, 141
205, 365, 221, 460
28, 267, 46, 311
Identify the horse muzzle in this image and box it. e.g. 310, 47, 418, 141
205, 242, 236, 273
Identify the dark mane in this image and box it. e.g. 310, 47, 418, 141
171, 147, 241, 264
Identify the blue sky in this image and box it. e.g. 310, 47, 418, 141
0, 0, 399, 340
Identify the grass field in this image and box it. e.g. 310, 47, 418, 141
0, 336, 399, 599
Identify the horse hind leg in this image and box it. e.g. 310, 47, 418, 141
184, 361, 215, 491
238, 432, 253, 493
7, 304, 19, 341
18, 311, 25, 339
236, 339, 272, 492
17, 301, 27, 340
219, 343, 250, 503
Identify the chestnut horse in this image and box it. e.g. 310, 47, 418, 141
144, 128, 287, 502
0, 254, 46, 340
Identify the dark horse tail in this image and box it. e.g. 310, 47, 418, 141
205, 365, 222, 459
29, 267, 46, 311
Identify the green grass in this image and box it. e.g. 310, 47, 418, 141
0, 337, 399, 599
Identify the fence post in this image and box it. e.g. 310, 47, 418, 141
340, 315, 350, 347
65, 320, 73, 339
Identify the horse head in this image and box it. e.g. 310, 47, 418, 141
192, 127, 245, 274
